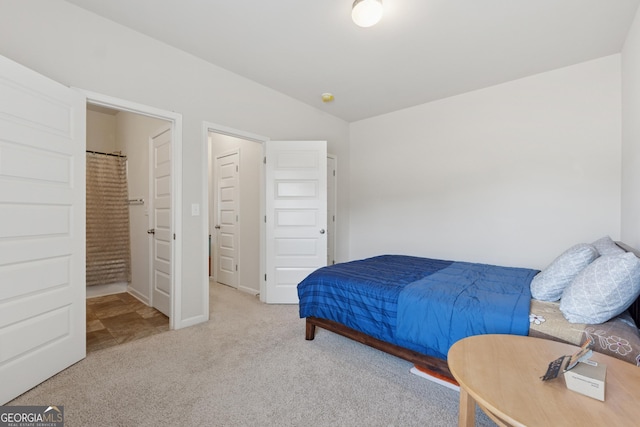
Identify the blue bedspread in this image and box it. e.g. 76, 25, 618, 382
298, 255, 538, 359
396, 261, 537, 358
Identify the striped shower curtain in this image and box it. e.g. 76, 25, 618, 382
86, 152, 132, 287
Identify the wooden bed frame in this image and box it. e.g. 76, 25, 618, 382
304, 242, 640, 381
305, 316, 454, 378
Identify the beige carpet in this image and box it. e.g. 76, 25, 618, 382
9, 281, 495, 426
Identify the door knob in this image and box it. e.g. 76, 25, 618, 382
319, 229, 325, 234
214, 225, 221, 229
147, 229, 155, 235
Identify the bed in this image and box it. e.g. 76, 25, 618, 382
298, 239, 640, 381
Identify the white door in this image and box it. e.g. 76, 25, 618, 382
149, 127, 172, 317
215, 151, 239, 288
0, 55, 86, 404
327, 155, 337, 265
265, 141, 327, 303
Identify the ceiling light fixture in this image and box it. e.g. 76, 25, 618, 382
321, 93, 335, 103
352, 0, 384, 28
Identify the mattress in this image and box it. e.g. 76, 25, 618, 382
529, 299, 640, 366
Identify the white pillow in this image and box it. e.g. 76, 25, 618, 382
592, 236, 625, 256
560, 252, 640, 324
530, 243, 598, 302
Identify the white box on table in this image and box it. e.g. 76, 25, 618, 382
563, 360, 606, 401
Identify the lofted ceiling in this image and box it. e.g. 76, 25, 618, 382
65, 0, 640, 122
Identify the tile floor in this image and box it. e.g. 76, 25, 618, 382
86, 292, 169, 353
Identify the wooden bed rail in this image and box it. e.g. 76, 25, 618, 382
306, 316, 453, 379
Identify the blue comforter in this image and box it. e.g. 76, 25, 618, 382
396, 261, 537, 358
298, 255, 538, 359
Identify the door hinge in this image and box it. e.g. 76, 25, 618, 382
333, 170, 336, 177
236, 215, 239, 222
264, 215, 267, 223
263, 156, 266, 164
173, 233, 176, 240
236, 165, 239, 172
264, 274, 267, 281
235, 265, 238, 271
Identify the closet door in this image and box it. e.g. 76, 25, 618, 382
0, 55, 86, 403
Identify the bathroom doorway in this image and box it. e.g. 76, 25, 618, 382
85, 102, 173, 351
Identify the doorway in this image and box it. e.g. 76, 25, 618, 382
208, 129, 264, 296
83, 93, 183, 352
205, 123, 337, 304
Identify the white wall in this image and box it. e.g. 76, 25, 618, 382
622, 7, 640, 249
209, 133, 262, 295
86, 109, 116, 152
0, 0, 350, 326
115, 111, 168, 304
349, 55, 622, 269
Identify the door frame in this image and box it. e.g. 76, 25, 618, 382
202, 122, 268, 303
82, 89, 184, 329
327, 154, 338, 265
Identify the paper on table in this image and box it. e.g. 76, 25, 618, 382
564, 337, 594, 371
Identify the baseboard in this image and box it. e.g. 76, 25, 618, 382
127, 286, 150, 305
176, 313, 209, 329
86, 282, 128, 298
238, 285, 259, 296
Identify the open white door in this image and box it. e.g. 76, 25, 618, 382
265, 141, 327, 303
149, 126, 172, 317
0, 55, 86, 403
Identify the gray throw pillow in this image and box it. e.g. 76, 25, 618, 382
530, 243, 598, 302
592, 236, 625, 256
560, 252, 640, 324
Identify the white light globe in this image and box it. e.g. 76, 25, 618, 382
352, 0, 384, 28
